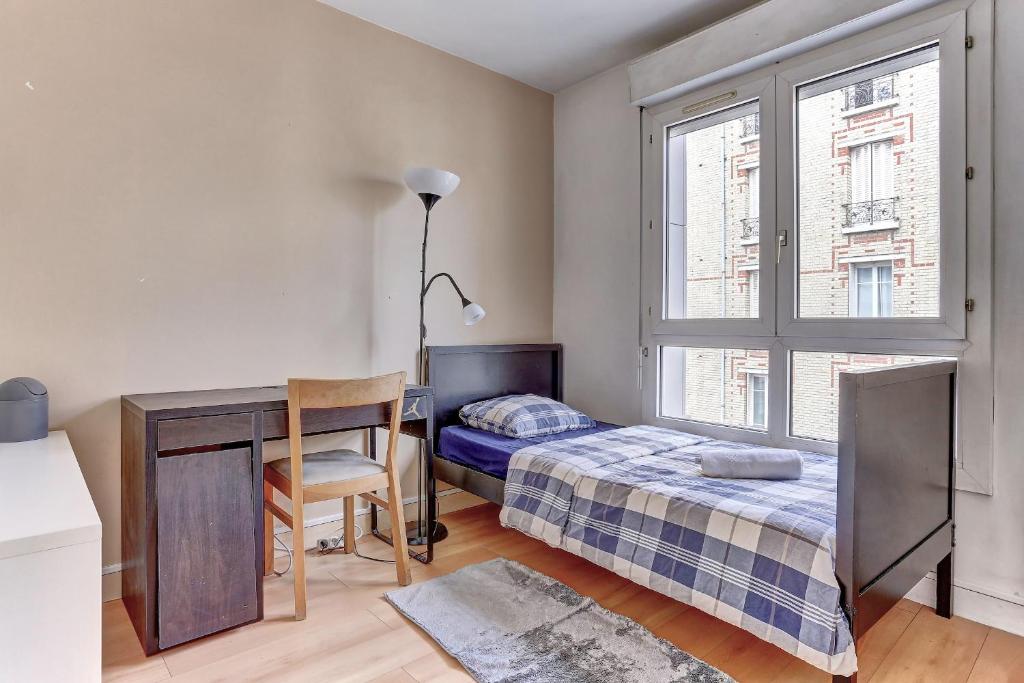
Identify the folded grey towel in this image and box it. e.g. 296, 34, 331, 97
700, 448, 803, 480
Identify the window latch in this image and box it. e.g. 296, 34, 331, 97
776, 230, 788, 264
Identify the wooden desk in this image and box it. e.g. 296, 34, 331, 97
120, 384, 434, 654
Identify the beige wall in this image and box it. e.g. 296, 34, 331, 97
0, 0, 553, 572
554, 0, 1024, 626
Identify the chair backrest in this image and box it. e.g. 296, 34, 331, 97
285, 372, 408, 476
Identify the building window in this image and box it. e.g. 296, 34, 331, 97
740, 113, 760, 139
748, 270, 760, 317
850, 262, 893, 317
748, 167, 760, 220
747, 373, 767, 428
740, 166, 760, 245
845, 140, 898, 231
843, 74, 897, 111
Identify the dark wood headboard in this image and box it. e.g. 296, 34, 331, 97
425, 344, 564, 446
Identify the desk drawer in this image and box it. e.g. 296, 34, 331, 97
157, 413, 254, 452
262, 395, 427, 439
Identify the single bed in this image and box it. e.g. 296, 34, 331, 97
426, 344, 956, 683
438, 421, 619, 479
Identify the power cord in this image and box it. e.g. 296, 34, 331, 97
272, 532, 293, 577
268, 520, 397, 576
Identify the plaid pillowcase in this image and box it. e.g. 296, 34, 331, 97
459, 394, 596, 438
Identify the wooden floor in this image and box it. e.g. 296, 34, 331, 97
103, 503, 1024, 683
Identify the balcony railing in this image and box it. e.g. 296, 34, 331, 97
740, 113, 760, 138
843, 197, 899, 228
740, 217, 759, 242
843, 75, 896, 111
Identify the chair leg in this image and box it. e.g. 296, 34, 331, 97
263, 477, 275, 576
291, 494, 307, 621
343, 496, 356, 554
385, 475, 412, 586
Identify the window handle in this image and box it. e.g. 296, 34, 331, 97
776, 230, 789, 264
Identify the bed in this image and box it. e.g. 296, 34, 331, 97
425, 344, 956, 682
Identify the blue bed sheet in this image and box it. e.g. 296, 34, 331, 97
438, 421, 620, 480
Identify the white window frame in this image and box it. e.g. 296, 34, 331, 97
777, 18, 966, 342
641, 0, 994, 493
645, 75, 778, 338
849, 261, 894, 318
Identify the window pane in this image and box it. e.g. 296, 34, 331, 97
665, 102, 761, 319
660, 346, 769, 429
790, 351, 948, 441
796, 45, 940, 318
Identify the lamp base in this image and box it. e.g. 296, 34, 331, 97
407, 521, 449, 546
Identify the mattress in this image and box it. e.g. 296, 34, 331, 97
438, 421, 619, 479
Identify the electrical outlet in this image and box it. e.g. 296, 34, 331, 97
317, 536, 345, 552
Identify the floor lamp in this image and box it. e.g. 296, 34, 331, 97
403, 167, 486, 545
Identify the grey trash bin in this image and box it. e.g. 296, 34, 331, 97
0, 378, 49, 442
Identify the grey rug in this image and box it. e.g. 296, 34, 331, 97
385, 558, 734, 683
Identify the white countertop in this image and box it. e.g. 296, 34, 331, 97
0, 431, 102, 560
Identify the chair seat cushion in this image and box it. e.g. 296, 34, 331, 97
268, 449, 385, 486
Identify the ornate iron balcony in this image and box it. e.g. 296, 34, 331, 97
843, 197, 899, 228
740, 113, 760, 138
843, 75, 896, 111
740, 217, 759, 241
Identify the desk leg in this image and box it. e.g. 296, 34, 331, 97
368, 425, 433, 565
368, 428, 379, 535
424, 432, 435, 564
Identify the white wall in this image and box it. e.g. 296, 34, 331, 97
554, 0, 1024, 620
0, 0, 553, 575
553, 65, 642, 426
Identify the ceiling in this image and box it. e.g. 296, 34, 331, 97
319, 0, 764, 93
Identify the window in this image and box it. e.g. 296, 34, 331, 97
790, 352, 949, 441
643, 7, 987, 471
660, 347, 769, 431
747, 373, 767, 428
748, 269, 760, 317
850, 262, 893, 317
848, 140, 897, 231
664, 101, 763, 321
797, 45, 939, 320
843, 74, 897, 111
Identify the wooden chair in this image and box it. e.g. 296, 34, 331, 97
263, 372, 412, 620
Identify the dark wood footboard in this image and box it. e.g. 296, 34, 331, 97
835, 359, 957, 671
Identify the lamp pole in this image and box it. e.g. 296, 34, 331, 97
411, 197, 439, 546
402, 167, 484, 546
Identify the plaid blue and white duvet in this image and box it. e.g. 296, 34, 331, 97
499, 425, 857, 676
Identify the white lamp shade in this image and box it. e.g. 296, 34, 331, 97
404, 167, 460, 198
462, 302, 486, 326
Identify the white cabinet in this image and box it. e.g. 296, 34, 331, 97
0, 432, 102, 682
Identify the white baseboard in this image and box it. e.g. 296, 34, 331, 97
101, 487, 478, 602
905, 572, 1024, 638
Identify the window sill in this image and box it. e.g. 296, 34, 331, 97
841, 98, 899, 118
841, 219, 899, 234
